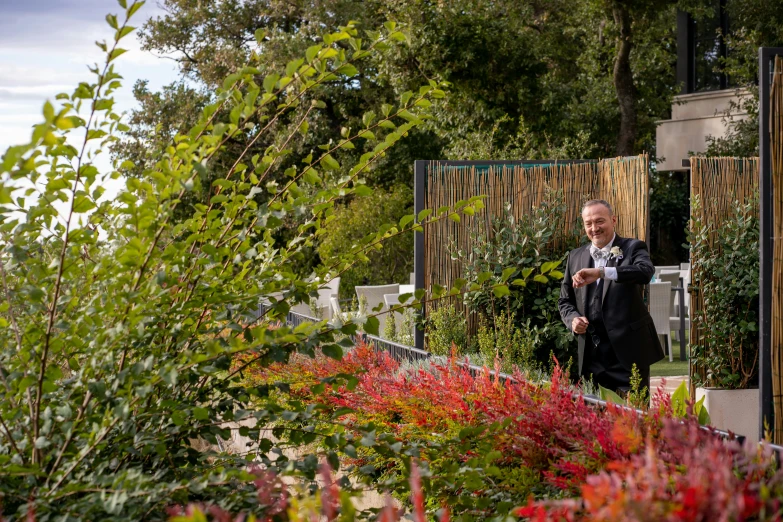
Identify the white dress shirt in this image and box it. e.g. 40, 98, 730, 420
589, 233, 618, 283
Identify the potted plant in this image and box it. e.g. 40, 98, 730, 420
689, 196, 760, 440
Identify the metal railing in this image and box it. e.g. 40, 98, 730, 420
363, 334, 431, 363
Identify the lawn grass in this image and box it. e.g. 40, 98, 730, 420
650, 337, 690, 377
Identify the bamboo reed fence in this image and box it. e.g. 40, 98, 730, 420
422, 155, 650, 341
689, 156, 759, 394
771, 56, 783, 443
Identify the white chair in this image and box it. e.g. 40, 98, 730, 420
657, 271, 690, 343
355, 284, 400, 336
383, 293, 401, 308
384, 293, 402, 337
657, 271, 680, 311
290, 301, 316, 318
649, 281, 673, 361
409, 272, 416, 285
315, 276, 340, 320
399, 284, 415, 295
654, 265, 679, 277
330, 296, 343, 320
680, 262, 691, 271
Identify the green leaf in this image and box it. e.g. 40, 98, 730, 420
303, 169, 321, 185
362, 111, 376, 128
397, 109, 420, 122
116, 26, 135, 40
492, 285, 510, 298
43, 101, 54, 121
533, 274, 549, 284
540, 260, 561, 274
448, 213, 460, 223
108, 48, 127, 62
417, 209, 432, 222
500, 267, 516, 282
695, 397, 711, 426
364, 316, 380, 336
72, 196, 96, 213
599, 385, 624, 405
193, 407, 209, 421
321, 154, 340, 171
322, 344, 343, 360
263, 73, 280, 93
353, 184, 372, 197
128, 1, 145, 18
671, 381, 689, 416
306, 45, 321, 63
399, 214, 414, 229
337, 64, 358, 77
254, 28, 267, 44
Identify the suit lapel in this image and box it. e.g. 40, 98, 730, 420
602, 235, 623, 302
578, 244, 592, 312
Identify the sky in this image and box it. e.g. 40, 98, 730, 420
0, 0, 181, 155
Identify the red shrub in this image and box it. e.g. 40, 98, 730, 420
247, 341, 783, 521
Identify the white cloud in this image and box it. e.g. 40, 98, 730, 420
0, 1, 181, 155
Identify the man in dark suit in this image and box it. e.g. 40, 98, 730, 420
558, 199, 664, 393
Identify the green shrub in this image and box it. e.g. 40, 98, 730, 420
0, 6, 465, 518
452, 190, 579, 366
477, 311, 538, 374
426, 304, 467, 355
689, 195, 760, 389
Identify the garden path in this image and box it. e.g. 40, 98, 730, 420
650, 375, 688, 397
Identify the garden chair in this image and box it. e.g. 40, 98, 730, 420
330, 296, 343, 320
399, 284, 415, 295
680, 262, 691, 271
383, 293, 402, 337
648, 281, 673, 362
654, 265, 679, 278
410, 272, 415, 285
355, 284, 400, 336
290, 301, 318, 318
315, 276, 340, 320
658, 271, 690, 343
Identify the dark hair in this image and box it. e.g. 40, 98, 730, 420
582, 199, 613, 215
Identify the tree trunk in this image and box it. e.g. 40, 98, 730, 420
612, 3, 637, 156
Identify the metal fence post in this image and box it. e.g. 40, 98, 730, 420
414, 160, 426, 351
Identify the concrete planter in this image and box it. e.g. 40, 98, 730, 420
695, 387, 759, 441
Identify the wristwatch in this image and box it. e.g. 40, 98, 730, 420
598, 266, 605, 279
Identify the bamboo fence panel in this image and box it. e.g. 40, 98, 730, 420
689, 156, 759, 394
423, 155, 649, 343
771, 55, 783, 443
598, 155, 650, 241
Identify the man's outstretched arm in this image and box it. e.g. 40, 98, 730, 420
615, 240, 655, 284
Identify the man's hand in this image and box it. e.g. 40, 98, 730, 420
571, 316, 589, 334
572, 268, 600, 288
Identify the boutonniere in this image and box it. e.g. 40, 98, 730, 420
610, 246, 623, 260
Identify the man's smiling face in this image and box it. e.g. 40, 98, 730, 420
582, 203, 617, 248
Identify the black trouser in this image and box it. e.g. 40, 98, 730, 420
583, 321, 650, 395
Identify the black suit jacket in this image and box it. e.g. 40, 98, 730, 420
558, 235, 664, 375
